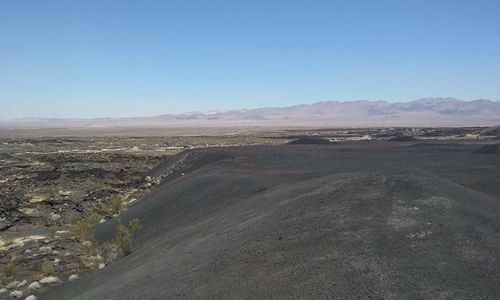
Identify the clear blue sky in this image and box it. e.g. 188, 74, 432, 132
1, 0, 499, 119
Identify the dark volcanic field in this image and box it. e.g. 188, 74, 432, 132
42, 141, 500, 299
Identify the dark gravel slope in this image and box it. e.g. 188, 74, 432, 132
42, 142, 500, 299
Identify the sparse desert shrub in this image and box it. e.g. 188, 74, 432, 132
48, 228, 56, 239
71, 212, 101, 241
73, 197, 83, 205
1, 236, 13, 245
109, 195, 123, 214
4, 261, 18, 277
40, 261, 55, 276
128, 218, 143, 238
114, 223, 133, 256
82, 241, 99, 257
114, 218, 142, 256
33, 190, 52, 201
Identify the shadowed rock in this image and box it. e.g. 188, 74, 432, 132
287, 136, 332, 144
474, 143, 500, 154
389, 135, 417, 142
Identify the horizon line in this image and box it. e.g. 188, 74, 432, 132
1, 97, 499, 122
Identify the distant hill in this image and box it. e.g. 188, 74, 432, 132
154, 98, 500, 125
2, 98, 500, 128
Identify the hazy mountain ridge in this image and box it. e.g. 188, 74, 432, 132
162, 98, 500, 121
2, 98, 500, 128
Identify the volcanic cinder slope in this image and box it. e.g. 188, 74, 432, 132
42, 141, 500, 299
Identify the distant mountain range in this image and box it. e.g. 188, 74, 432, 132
155, 98, 500, 125
2, 98, 500, 128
